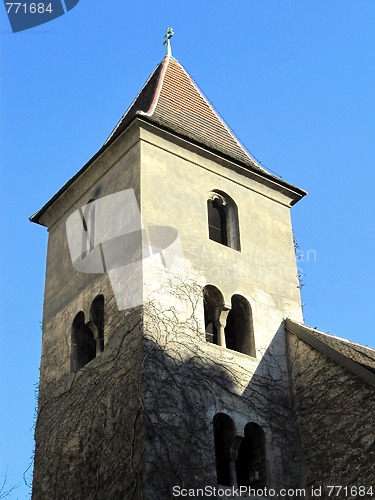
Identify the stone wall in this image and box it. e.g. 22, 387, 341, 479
33, 290, 303, 500
141, 287, 302, 499
32, 117, 306, 499
287, 334, 375, 495
33, 302, 145, 500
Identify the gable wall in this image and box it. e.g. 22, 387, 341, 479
287, 333, 375, 494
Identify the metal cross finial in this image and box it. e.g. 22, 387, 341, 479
163, 27, 174, 57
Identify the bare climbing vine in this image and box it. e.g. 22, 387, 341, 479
33, 278, 301, 500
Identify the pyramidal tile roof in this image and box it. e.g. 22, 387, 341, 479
106, 56, 269, 174
30, 54, 307, 226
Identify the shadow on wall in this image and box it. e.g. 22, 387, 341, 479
142, 315, 302, 498
34, 298, 303, 500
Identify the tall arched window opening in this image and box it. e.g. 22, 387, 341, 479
89, 295, 105, 354
71, 311, 96, 372
236, 423, 267, 488
213, 413, 237, 486
207, 191, 240, 251
203, 285, 224, 345
213, 416, 267, 488
225, 295, 255, 356
71, 296, 105, 373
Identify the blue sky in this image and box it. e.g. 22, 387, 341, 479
1, 1, 374, 497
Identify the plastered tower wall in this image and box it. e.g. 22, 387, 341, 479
139, 122, 303, 328
32, 125, 148, 499
138, 122, 305, 495
32, 118, 305, 498
38, 123, 141, 395
32, 51, 307, 498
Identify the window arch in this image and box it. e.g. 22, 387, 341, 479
224, 295, 255, 357
207, 191, 240, 251
236, 423, 267, 488
213, 413, 237, 486
203, 285, 224, 345
70, 295, 105, 372
89, 294, 105, 353
213, 415, 267, 488
71, 311, 96, 372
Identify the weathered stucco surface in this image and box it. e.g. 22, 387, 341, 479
33, 120, 306, 499
142, 285, 302, 498
33, 299, 145, 499
288, 333, 375, 495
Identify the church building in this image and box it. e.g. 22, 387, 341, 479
30, 31, 375, 499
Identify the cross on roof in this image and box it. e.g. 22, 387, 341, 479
163, 27, 174, 57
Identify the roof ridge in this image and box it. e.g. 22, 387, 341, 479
138, 56, 169, 118
285, 318, 375, 387
287, 319, 375, 351
105, 58, 166, 145
104, 55, 275, 176
172, 59, 265, 173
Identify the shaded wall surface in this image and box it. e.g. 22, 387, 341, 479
32, 307, 144, 500
288, 333, 375, 495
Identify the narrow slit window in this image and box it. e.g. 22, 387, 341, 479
81, 198, 95, 259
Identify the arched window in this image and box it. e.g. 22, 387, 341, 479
89, 295, 105, 353
203, 285, 224, 344
225, 295, 255, 356
236, 423, 267, 488
213, 416, 267, 488
71, 311, 96, 372
71, 296, 105, 372
213, 413, 237, 486
207, 191, 240, 251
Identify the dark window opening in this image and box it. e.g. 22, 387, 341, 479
89, 295, 105, 353
237, 423, 267, 488
224, 311, 236, 350
224, 295, 255, 356
81, 199, 95, 259
213, 414, 267, 488
203, 285, 224, 345
213, 413, 236, 486
208, 198, 228, 246
71, 296, 105, 372
205, 321, 218, 344
71, 312, 97, 372
207, 191, 240, 251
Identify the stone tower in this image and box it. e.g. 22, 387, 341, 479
31, 47, 306, 499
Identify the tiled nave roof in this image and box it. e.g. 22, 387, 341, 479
285, 319, 375, 387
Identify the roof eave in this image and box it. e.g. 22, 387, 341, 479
30, 114, 307, 227
285, 318, 375, 388
137, 115, 307, 205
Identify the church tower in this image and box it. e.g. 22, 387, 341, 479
31, 34, 306, 499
